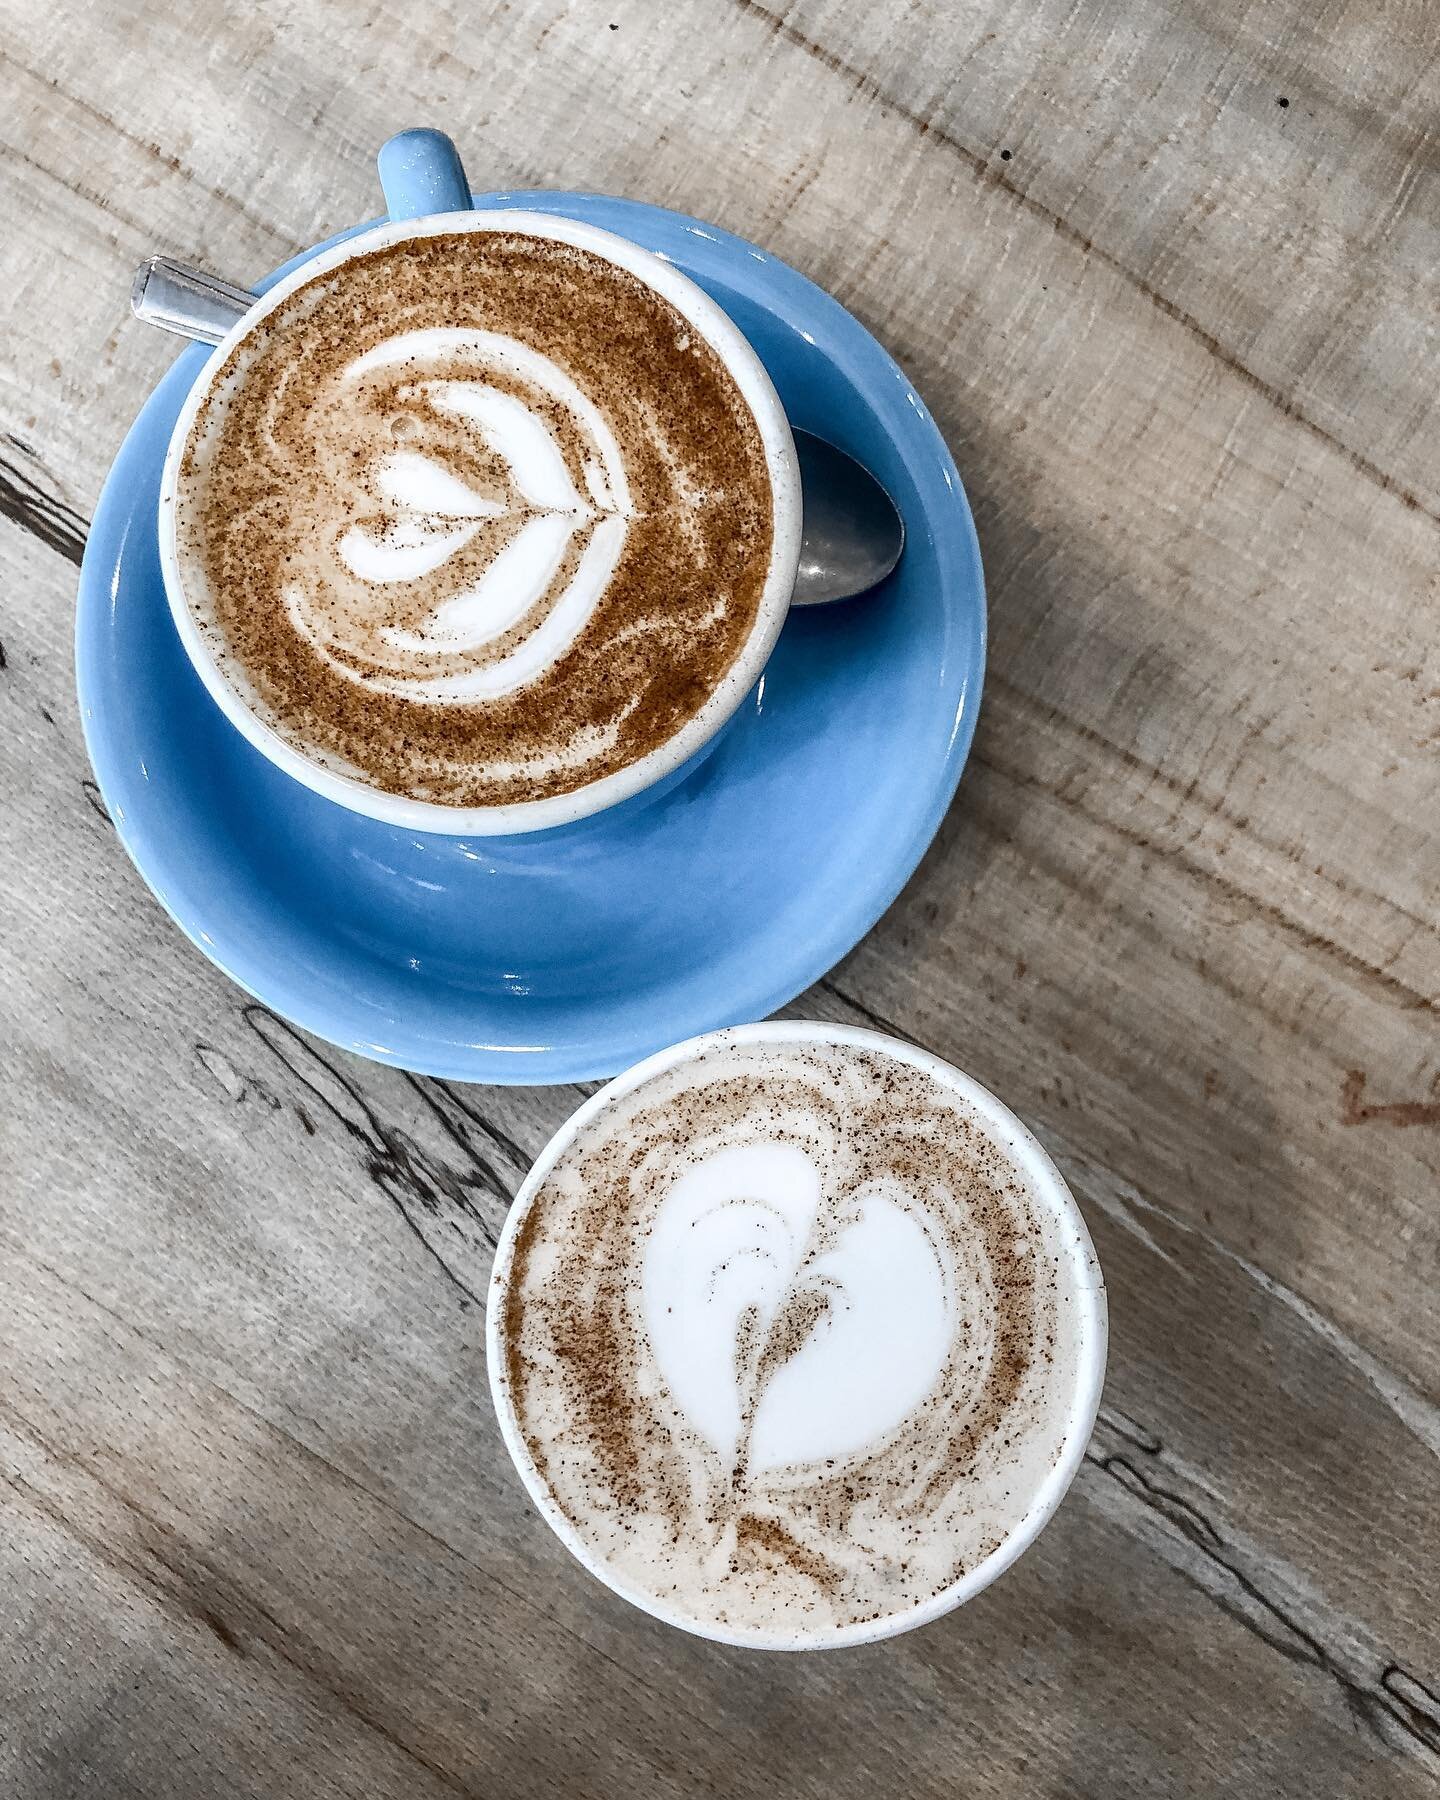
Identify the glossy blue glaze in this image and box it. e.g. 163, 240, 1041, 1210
76, 194, 985, 1083
376, 127, 473, 218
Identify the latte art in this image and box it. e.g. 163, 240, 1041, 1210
283, 328, 636, 708
173, 228, 777, 810
643, 1142, 959, 1476
492, 1034, 1099, 1643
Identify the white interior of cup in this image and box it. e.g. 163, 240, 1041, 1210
158, 211, 802, 838
486, 1020, 1109, 1652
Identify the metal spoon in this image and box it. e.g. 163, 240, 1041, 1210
132, 254, 904, 606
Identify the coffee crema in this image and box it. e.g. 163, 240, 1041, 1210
174, 229, 774, 808
493, 1037, 1091, 1641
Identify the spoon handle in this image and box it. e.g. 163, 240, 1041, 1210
131, 255, 253, 346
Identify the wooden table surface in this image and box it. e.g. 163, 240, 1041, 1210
2, 2, 1437, 1795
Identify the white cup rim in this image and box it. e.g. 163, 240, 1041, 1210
158, 210, 802, 837
486, 1019, 1109, 1651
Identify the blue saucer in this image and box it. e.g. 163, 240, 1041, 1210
77, 196, 985, 1084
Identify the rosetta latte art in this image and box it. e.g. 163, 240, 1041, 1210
498, 1039, 1089, 1640
175, 230, 773, 808
284, 329, 637, 710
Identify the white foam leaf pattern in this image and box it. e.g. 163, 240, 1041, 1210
374, 450, 504, 518
381, 512, 577, 653
346, 327, 633, 515
285, 328, 635, 704
378, 515, 629, 699
425, 381, 589, 514
641, 1144, 954, 1474
336, 517, 481, 583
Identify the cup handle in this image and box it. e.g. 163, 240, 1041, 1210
377, 128, 473, 221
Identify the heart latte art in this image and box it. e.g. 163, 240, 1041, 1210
494, 1037, 1095, 1642
173, 229, 775, 809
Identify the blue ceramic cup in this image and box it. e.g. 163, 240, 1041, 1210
156, 130, 802, 838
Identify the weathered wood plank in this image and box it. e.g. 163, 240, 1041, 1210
1, 0, 1436, 1793
738, 0, 1440, 514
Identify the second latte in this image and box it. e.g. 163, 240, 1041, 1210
488, 1025, 1107, 1647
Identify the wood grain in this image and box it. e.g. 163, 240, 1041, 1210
1, 1, 1436, 1794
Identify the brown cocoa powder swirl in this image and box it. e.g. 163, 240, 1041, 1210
499, 1041, 1081, 1639
174, 230, 773, 808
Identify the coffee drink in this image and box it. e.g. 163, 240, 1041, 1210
171, 225, 780, 812
489, 1028, 1104, 1645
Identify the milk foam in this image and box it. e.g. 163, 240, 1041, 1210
497, 1037, 1095, 1641
281, 328, 636, 710
174, 228, 775, 811
642, 1143, 957, 1473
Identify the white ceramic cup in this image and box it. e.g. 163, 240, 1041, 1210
158, 211, 802, 837
487, 1020, 1109, 1651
